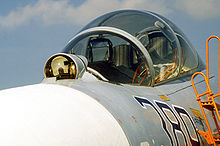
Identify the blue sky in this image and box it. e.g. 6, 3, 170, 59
0, 0, 220, 90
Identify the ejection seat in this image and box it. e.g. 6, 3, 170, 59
87, 37, 139, 84
147, 32, 177, 83
137, 29, 177, 83
111, 44, 137, 80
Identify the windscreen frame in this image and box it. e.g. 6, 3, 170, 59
63, 26, 156, 86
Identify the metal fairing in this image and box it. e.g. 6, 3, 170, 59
42, 73, 212, 145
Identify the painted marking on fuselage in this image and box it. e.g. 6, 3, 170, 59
135, 96, 200, 146
189, 108, 203, 120
135, 96, 174, 145
155, 100, 188, 145
173, 105, 200, 146
158, 95, 170, 101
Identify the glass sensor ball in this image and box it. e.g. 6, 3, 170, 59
44, 55, 76, 80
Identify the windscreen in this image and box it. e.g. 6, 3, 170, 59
65, 33, 152, 86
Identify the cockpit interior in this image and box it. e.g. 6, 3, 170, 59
62, 10, 204, 86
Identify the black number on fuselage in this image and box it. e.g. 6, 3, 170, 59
155, 101, 188, 145
173, 105, 200, 146
135, 96, 200, 146
135, 96, 174, 146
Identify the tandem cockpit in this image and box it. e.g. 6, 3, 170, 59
45, 10, 204, 86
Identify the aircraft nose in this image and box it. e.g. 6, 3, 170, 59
0, 84, 129, 146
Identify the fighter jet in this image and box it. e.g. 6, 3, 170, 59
0, 9, 219, 146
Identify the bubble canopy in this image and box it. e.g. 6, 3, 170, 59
63, 10, 204, 86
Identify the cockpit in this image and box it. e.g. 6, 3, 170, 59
62, 10, 204, 86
